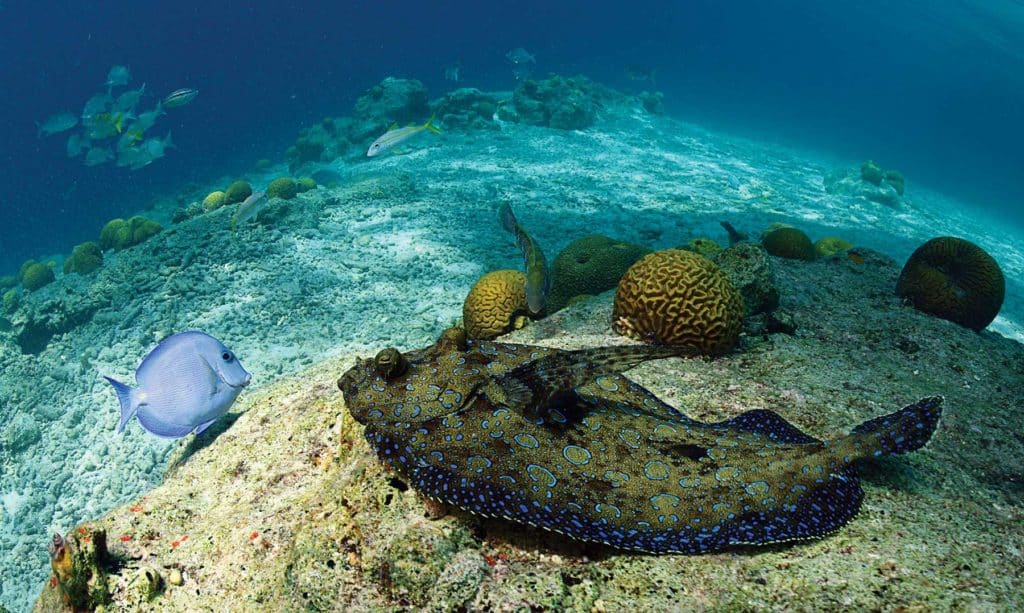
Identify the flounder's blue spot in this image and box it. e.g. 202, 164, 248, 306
492, 408, 510, 419
650, 493, 681, 511
430, 451, 444, 463
595, 376, 620, 392
526, 464, 557, 488
514, 433, 539, 449
707, 447, 728, 461
368, 409, 383, 419
744, 481, 770, 497
715, 466, 741, 482
467, 455, 492, 473
595, 503, 622, 518
603, 470, 629, 488
619, 428, 642, 449
563, 445, 592, 465
499, 475, 516, 484
679, 476, 701, 488
644, 460, 670, 480
653, 423, 677, 438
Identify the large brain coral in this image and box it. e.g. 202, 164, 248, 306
613, 249, 744, 354
547, 235, 651, 312
463, 270, 529, 340
896, 236, 1004, 331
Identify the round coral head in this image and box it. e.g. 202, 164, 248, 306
896, 236, 1004, 331
613, 249, 744, 354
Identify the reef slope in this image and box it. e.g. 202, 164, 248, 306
35, 250, 1024, 611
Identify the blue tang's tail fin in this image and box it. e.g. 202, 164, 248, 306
104, 376, 139, 433
834, 396, 943, 459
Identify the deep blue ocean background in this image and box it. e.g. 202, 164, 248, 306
1, 0, 1022, 272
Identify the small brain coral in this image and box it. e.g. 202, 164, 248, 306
63, 242, 103, 275
267, 177, 298, 200
202, 191, 227, 211
613, 249, 744, 354
762, 227, 816, 261
463, 270, 529, 340
896, 236, 1004, 331
224, 180, 253, 205
20, 261, 55, 291
98, 216, 161, 250
547, 235, 651, 313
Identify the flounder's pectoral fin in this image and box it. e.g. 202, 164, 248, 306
710, 409, 821, 445
834, 396, 943, 459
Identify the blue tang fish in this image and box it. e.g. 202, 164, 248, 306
105, 331, 251, 439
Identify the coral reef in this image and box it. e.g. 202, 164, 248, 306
712, 242, 780, 316
62, 242, 103, 275
896, 236, 1005, 331
762, 226, 816, 261
825, 163, 904, 207
814, 236, 853, 258
266, 177, 298, 200
547, 235, 650, 313
223, 180, 253, 205
503, 75, 603, 130
296, 176, 317, 193
351, 77, 430, 142
463, 269, 529, 339
2, 288, 19, 314
613, 249, 744, 353
433, 88, 501, 130
98, 216, 162, 251
10, 285, 109, 354
202, 190, 227, 211
860, 160, 884, 185
680, 237, 723, 258
18, 261, 54, 291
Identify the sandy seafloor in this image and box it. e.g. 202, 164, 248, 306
2, 90, 1024, 610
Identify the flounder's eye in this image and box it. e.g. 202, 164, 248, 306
222, 352, 233, 362
374, 348, 408, 380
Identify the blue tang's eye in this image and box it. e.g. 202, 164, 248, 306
222, 352, 233, 362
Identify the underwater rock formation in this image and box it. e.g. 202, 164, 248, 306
62, 242, 103, 275
433, 88, 502, 130
351, 77, 430, 142
502, 75, 603, 130
712, 242, 780, 316
613, 249, 744, 354
896, 236, 1005, 331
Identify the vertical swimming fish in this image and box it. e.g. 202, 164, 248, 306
499, 203, 550, 315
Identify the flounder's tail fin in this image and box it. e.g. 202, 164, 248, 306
833, 396, 943, 459
105, 376, 140, 433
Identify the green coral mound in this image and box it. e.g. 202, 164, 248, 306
860, 160, 884, 185
202, 190, 227, 211
224, 180, 253, 205
814, 236, 854, 258
762, 227, 816, 261
19, 261, 55, 291
99, 216, 163, 251
3, 288, 20, 313
63, 241, 104, 275
547, 235, 651, 312
267, 177, 298, 200
296, 176, 317, 193
896, 236, 1004, 331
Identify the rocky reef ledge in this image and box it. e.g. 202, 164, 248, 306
35, 251, 1023, 611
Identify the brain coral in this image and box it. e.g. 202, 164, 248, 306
896, 236, 1004, 331
762, 227, 816, 261
20, 261, 55, 291
202, 191, 227, 211
613, 249, 744, 354
547, 235, 651, 313
63, 242, 103, 275
224, 180, 253, 205
463, 270, 529, 340
267, 177, 298, 200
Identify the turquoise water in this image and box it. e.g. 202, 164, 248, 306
1, 2, 1022, 610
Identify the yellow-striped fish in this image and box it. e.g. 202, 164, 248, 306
366, 115, 442, 157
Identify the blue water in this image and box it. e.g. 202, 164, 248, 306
1, 1, 1022, 272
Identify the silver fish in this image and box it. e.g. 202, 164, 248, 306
105, 330, 250, 439
366, 116, 442, 157
162, 88, 198, 108
230, 191, 268, 230
37, 112, 78, 138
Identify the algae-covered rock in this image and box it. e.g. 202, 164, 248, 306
506, 75, 602, 130
713, 242, 780, 316
351, 77, 430, 142
433, 88, 501, 130
1, 413, 41, 453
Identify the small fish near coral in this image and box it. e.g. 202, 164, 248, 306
105, 331, 251, 439
339, 329, 943, 554
499, 202, 550, 315
366, 115, 443, 157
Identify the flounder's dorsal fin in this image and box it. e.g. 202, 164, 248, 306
490, 345, 695, 420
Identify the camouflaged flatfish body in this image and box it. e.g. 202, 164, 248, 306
339, 332, 942, 554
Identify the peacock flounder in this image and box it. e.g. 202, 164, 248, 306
338, 328, 942, 554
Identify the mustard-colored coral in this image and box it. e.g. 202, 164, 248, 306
463, 270, 529, 340
613, 249, 744, 354
814, 237, 853, 258
224, 180, 253, 205
203, 190, 227, 211
896, 236, 1004, 331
